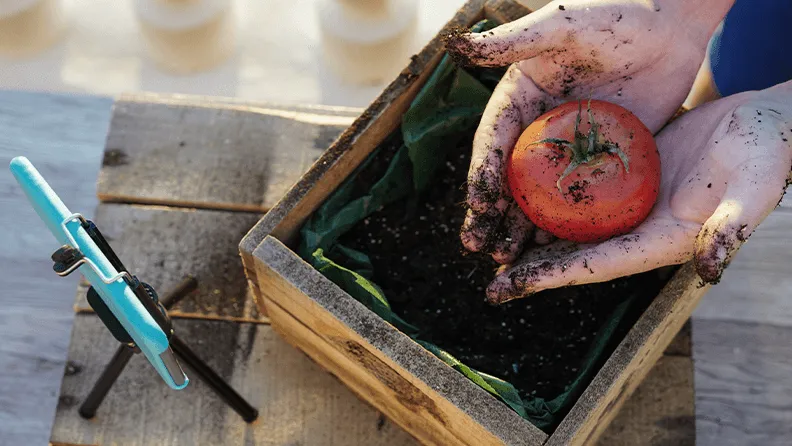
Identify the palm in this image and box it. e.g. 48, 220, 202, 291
445, 0, 729, 263
484, 1, 703, 130
486, 81, 792, 303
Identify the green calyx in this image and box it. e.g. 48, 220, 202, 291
530, 99, 630, 193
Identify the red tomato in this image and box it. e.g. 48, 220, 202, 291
507, 100, 660, 243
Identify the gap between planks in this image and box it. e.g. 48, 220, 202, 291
94, 196, 280, 214
74, 304, 269, 325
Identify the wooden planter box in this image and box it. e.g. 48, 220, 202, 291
240, 1, 710, 444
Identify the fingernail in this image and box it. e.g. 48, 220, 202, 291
492, 251, 517, 265
460, 210, 494, 252
535, 229, 555, 245
694, 223, 745, 285
486, 276, 514, 304
460, 230, 484, 252
485, 292, 511, 306
467, 192, 489, 213
693, 254, 725, 285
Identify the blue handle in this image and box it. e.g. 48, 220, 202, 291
9, 156, 188, 390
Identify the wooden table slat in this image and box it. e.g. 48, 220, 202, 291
694, 318, 792, 446
96, 98, 360, 212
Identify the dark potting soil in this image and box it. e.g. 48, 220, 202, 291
338, 134, 669, 402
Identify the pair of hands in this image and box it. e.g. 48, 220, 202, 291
445, 0, 792, 304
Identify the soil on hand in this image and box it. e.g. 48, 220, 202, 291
339, 133, 668, 402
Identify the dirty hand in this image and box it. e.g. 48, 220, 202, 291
444, 0, 734, 263
485, 80, 792, 304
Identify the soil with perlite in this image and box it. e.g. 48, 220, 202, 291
339, 133, 669, 401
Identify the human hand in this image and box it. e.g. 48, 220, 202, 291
445, 0, 734, 263
485, 80, 792, 304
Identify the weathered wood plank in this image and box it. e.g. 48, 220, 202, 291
116, 92, 365, 116
694, 319, 792, 446
484, 0, 533, 23
665, 320, 692, 357
96, 98, 359, 212
266, 298, 445, 445
254, 236, 548, 446
50, 314, 418, 446
0, 90, 113, 446
511, 0, 553, 10
598, 356, 695, 446
693, 208, 792, 327
73, 204, 267, 323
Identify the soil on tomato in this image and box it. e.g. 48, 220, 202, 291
567, 180, 593, 204
338, 133, 669, 402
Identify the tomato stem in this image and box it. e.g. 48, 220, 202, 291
530, 99, 631, 193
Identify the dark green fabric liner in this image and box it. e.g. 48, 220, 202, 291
298, 20, 643, 433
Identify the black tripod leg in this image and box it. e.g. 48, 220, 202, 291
160, 276, 199, 310
169, 335, 258, 423
78, 344, 135, 419
78, 277, 197, 419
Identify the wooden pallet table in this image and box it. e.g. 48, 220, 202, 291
47, 90, 695, 445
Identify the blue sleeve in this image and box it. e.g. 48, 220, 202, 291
708, 0, 792, 97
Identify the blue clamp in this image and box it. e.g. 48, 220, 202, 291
10, 156, 189, 390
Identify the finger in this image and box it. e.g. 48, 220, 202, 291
443, 5, 571, 67
496, 239, 583, 275
491, 203, 534, 264
695, 152, 792, 283
460, 205, 506, 253
467, 67, 553, 212
534, 228, 555, 245
487, 222, 693, 304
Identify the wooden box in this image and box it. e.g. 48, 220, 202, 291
240, 1, 709, 444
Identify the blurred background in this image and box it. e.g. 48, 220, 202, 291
0, 0, 500, 107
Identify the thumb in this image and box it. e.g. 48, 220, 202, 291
694, 159, 790, 283
443, 5, 573, 67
